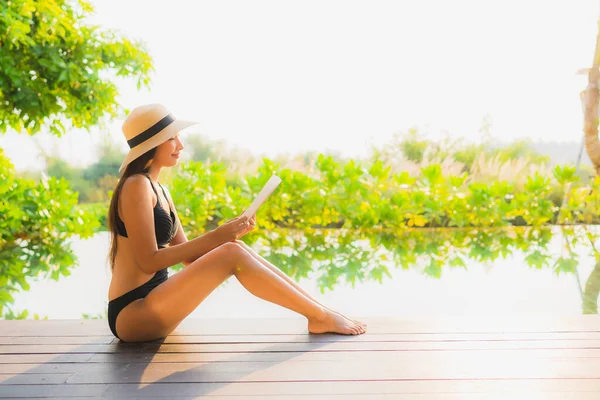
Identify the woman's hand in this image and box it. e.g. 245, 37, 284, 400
214, 215, 256, 243
232, 214, 256, 241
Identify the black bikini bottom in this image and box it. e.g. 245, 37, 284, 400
107, 268, 169, 340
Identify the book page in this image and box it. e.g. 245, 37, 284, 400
241, 174, 282, 218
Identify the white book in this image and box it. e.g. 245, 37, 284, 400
241, 174, 282, 218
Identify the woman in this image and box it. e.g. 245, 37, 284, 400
106, 104, 367, 342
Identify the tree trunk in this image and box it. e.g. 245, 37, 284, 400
583, 260, 600, 314
583, 19, 600, 175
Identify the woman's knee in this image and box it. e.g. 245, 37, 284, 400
190, 241, 250, 271
233, 239, 252, 251
215, 241, 248, 258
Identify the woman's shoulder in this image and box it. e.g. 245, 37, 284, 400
121, 174, 153, 198
123, 173, 152, 185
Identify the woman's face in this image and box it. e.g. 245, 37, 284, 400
154, 133, 184, 168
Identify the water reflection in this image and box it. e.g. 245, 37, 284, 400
239, 226, 600, 314
7, 226, 600, 318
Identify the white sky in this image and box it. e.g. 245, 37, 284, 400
1, 0, 598, 171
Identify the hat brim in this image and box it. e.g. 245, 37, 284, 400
118, 119, 199, 176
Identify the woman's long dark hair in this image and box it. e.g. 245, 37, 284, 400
106, 146, 158, 271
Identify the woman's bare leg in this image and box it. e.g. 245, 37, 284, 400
115, 242, 365, 342
234, 240, 366, 329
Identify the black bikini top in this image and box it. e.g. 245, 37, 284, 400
116, 174, 177, 248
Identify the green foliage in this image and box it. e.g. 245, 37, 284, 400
81, 140, 126, 181
385, 129, 551, 173
0, 0, 153, 135
453, 143, 485, 168
46, 156, 94, 199
79, 153, 600, 235
2, 308, 47, 320
0, 0, 159, 320
82, 310, 106, 319
226, 225, 596, 302
560, 176, 600, 225
0, 148, 99, 317
492, 139, 551, 165
553, 165, 580, 186
40, 134, 250, 205
140, 157, 600, 241
44, 139, 124, 203
77, 201, 108, 233
398, 128, 429, 163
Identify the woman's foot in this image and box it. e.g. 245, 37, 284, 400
308, 309, 367, 335
327, 308, 366, 328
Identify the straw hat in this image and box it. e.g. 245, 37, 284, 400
118, 104, 199, 175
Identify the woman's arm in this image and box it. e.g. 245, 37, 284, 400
154, 183, 251, 271
157, 228, 225, 270
168, 223, 192, 268
120, 177, 229, 274
163, 185, 221, 268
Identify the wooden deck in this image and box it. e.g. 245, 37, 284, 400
1, 316, 599, 399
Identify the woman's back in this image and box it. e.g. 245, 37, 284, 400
108, 174, 177, 302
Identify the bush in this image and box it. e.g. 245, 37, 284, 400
0, 148, 99, 317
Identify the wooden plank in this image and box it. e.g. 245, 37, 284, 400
3, 338, 600, 355
0, 383, 102, 397
0, 354, 93, 364
3, 349, 600, 373
112, 396, 600, 400
4, 347, 600, 365
87, 347, 600, 362
65, 358, 600, 384
160, 332, 600, 343
1, 316, 599, 336
0, 336, 114, 345
2, 363, 126, 374
2, 357, 600, 384
3, 331, 600, 345
1, 318, 598, 399
0, 398, 106, 400
3, 356, 600, 378
3, 395, 600, 400
0, 374, 70, 384
1, 380, 600, 397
